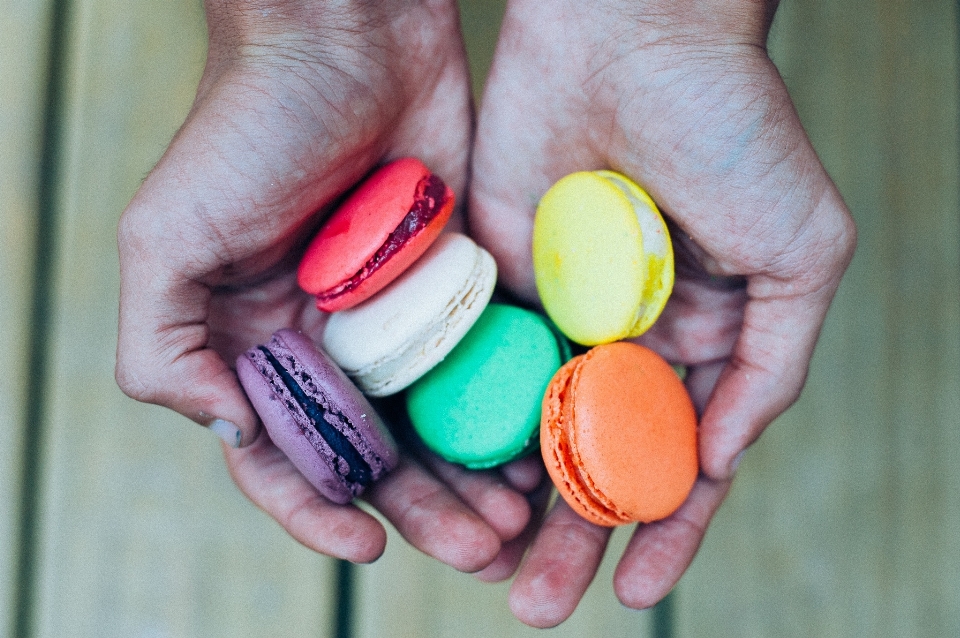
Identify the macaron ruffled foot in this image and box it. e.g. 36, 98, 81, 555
236, 329, 399, 503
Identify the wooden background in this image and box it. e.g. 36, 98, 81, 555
1, 0, 958, 636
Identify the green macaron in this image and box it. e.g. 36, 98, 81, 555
406, 303, 570, 469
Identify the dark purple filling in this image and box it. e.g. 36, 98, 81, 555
317, 174, 449, 303
257, 346, 375, 487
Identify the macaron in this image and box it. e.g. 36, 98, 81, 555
532, 170, 674, 345
237, 329, 399, 504
541, 342, 698, 526
407, 304, 570, 469
322, 232, 497, 397
298, 157, 454, 312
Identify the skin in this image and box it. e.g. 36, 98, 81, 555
117, 0, 531, 572
470, 0, 855, 627
116, 0, 856, 629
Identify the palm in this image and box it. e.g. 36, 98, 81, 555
118, 0, 538, 570
176, 1, 475, 356
470, 0, 854, 626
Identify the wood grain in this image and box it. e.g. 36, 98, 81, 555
677, 0, 960, 635
8, 0, 959, 634
355, 515, 654, 637
351, 3, 653, 634
458, 0, 507, 99
0, 1, 54, 634
28, 1, 336, 636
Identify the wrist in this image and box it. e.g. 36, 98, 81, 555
504, 0, 777, 49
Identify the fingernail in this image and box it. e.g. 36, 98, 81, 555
210, 419, 242, 448
729, 450, 746, 474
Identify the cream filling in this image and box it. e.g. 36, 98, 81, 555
602, 172, 671, 336
348, 246, 494, 397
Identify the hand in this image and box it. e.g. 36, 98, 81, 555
116, 0, 532, 570
469, 0, 856, 626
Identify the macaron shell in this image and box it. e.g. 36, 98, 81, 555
595, 171, 674, 338
541, 356, 628, 526
275, 329, 398, 470
407, 304, 565, 469
322, 233, 497, 396
533, 171, 648, 345
542, 342, 698, 525
314, 216, 449, 313
237, 354, 353, 503
237, 330, 398, 503
297, 158, 454, 311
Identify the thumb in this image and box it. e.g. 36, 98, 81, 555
115, 237, 258, 447
113, 77, 356, 448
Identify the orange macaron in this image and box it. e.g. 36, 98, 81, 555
541, 342, 698, 526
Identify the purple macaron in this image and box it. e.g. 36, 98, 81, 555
237, 328, 399, 504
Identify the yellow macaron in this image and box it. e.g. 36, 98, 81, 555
532, 170, 674, 346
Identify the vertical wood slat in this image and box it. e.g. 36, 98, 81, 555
0, 1, 55, 636
353, 1, 655, 634
29, 1, 337, 636
678, 0, 960, 635
458, 0, 507, 100
356, 520, 655, 637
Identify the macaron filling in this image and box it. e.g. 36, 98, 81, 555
245, 335, 391, 492
599, 171, 672, 337
315, 174, 450, 306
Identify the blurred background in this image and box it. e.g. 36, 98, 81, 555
1, 0, 958, 636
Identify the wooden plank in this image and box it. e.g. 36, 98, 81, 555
0, 1, 53, 635
352, 3, 653, 634
29, 1, 337, 636
677, 0, 960, 635
356, 518, 654, 636
458, 0, 507, 99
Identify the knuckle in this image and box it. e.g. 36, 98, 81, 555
114, 356, 160, 404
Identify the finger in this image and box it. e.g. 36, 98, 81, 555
698, 219, 854, 480
508, 499, 612, 628
684, 359, 727, 416
223, 434, 388, 563
473, 479, 553, 583
115, 262, 258, 447
613, 476, 731, 609
499, 454, 546, 494
416, 451, 532, 542
364, 458, 502, 573
636, 262, 747, 368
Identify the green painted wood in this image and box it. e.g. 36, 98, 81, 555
355, 517, 654, 637
677, 0, 960, 635
458, 0, 507, 99
0, 1, 54, 636
29, 1, 337, 636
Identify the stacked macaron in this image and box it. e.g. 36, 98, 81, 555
238, 158, 564, 502
406, 303, 570, 469
532, 171, 698, 525
236, 160, 698, 523
297, 158, 571, 471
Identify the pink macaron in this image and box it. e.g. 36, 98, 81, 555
297, 158, 454, 312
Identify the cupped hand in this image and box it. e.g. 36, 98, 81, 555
470, 0, 856, 626
116, 0, 531, 569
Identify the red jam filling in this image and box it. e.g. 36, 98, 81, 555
316, 174, 449, 303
